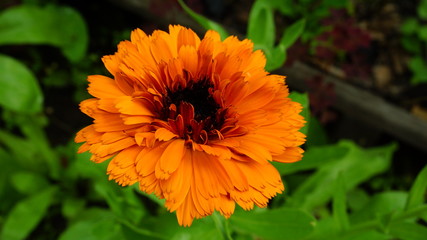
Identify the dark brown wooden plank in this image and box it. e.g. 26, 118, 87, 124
281, 61, 427, 151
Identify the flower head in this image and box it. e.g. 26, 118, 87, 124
76, 25, 306, 226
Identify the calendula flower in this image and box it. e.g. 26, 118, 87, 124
76, 25, 305, 226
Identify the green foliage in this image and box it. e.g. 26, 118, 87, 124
246, 0, 306, 71
332, 173, 350, 231
400, 0, 427, 84
135, 212, 224, 240
389, 221, 427, 240
407, 57, 427, 84
418, 0, 427, 20
230, 208, 315, 240
1, 187, 58, 240
0, 1, 425, 239
271, 0, 349, 42
177, 0, 229, 40
59, 208, 125, 240
179, 0, 306, 71
10, 171, 50, 195
0, 54, 43, 113
406, 165, 427, 210
0, 4, 88, 62
289, 141, 396, 210
289, 92, 310, 135
247, 0, 276, 52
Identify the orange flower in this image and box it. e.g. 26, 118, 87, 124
75, 25, 306, 226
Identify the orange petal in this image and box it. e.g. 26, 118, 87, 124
163, 148, 192, 211
177, 26, 200, 49
88, 75, 124, 98
155, 140, 185, 179
93, 113, 136, 132
155, 128, 178, 141
79, 99, 99, 118
273, 147, 304, 163
178, 45, 198, 75
92, 137, 136, 158
176, 190, 196, 227
134, 132, 156, 147
135, 142, 167, 177
107, 145, 142, 186
115, 96, 154, 116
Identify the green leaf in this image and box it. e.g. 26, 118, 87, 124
408, 57, 427, 84
94, 182, 146, 224
307, 217, 390, 240
350, 191, 407, 225
19, 120, 60, 180
66, 143, 108, 181
59, 208, 124, 240
230, 208, 315, 240
137, 212, 222, 240
0, 54, 43, 113
270, 0, 296, 16
0, 149, 21, 213
347, 188, 370, 212
338, 230, 390, 240
247, 0, 275, 48
0, 117, 60, 179
306, 116, 329, 148
0, 5, 88, 62
401, 36, 421, 53
120, 222, 165, 240
0, 186, 58, 240
0, 130, 42, 171
211, 212, 232, 240
278, 18, 306, 49
266, 46, 287, 71
418, 25, 427, 41
418, 0, 427, 20
405, 165, 427, 210
289, 91, 310, 135
177, 0, 229, 40
265, 18, 306, 70
132, 185, 165, 207
307, 217, 339, 240
333, 173, 349, 231
318, 204, 427, 240
274, 143, 349, 175
291, 140, 396, 211
61, 197, 86, 220
401, 18, 419, 35
388, 221, 427, 240
10, 171, 50, 195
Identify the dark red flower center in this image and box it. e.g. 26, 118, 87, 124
166, 79, 219, 123
160, 79, 226, 144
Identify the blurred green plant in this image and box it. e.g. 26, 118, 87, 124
0, 4, 88, 63
0, 3, 93, 102
0, 54, 43, 113
0, 1, 426, 240
400, 0, 427, 84
178, 0, 306, 71
246, 0, 306, 71
271, 0, 351, 41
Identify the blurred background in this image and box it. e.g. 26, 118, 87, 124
0, 0, 426, 239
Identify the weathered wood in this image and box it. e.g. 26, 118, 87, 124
109, 0, 427, 151
281, 62, 427, 151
